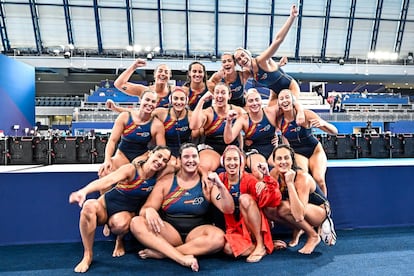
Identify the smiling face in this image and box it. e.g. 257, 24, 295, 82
233, 49, 252, 69
272, 146, 294, 174
221, 53, 236, 74
140, 90, 158, 113
148, 148, 171, 171
278, 89, 294, 112
188, 63, 206, 84
170, 89, 187, 112
154, 64, 171, 84
223, 148, 242, 176
213, 83, 230, 107
245, 89, 262, 113
180, 146, 199, 174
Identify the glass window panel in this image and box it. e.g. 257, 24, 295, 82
189, 0, 214, 12
407, 3, 414, 20
99, 8, 129, 49
189, 12, 215, 54
161, 0, 185, 10
376, 21, 399, 52
97, 0, 125, 7
298, 17, 324, 57
162, 10, 186, 53
330, 1, 352, 17
68, 0, 93, 5
217, 13, 244, 54
246, 15, 270, 54
37, 6, 68, 47
270, 14, 297, 57
70, 7, 98, 49
400, 22, 414, 56
4, 4, 35, 48
354, 1, 377, 18
381, 0, 403, 20
272, 2, 292, 15
219, 1, 245, 13
348, 19, 373, 59
132, 0, 158, 9
248, 0, 272, 14
325, 18, 348, 57
301, 0, 325, 17
132, 10, 160, 50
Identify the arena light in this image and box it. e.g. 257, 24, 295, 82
367, 51, 398, 61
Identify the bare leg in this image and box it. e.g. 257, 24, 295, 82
288, 229, 304, 247
74, 199, 107, 273
130, 216, 199, 271
112, 235, 126, 257
239, 194, 267, 263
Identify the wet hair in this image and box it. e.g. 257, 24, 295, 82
178, 142, 198, 158
271, 144, 300, 171
245, 88, 261, 99
183, 61, 208, 87
133, 145, 171, 168
278, 89, 296, 105
139, 89, 158, 101
214, 81, 231, 94
234, 47, 252, 58
153, 64, 172, 79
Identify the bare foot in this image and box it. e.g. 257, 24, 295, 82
298, 235, 321, 254
246, 246, 266, 263
180, 255, 199, 272
112, 238, 125, 257
103, 224, 110, 237
289, 229, 304, 247
74, 255, 92, 273
138, 248, 165, 259
273, 240, 287, 250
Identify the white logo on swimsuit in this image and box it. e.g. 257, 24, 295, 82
176, 126, 189, 132
192, 197, 205, 205
137, 132, 150, 137
232, 86, 242, 93
259, 124, 271, 132
146, 185, 154, 192
260, 73, 268, 80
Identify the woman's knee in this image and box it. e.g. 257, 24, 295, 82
130, 216, 146, 236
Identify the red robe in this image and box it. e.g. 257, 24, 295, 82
219, 172, 282, 257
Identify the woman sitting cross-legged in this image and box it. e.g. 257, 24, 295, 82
129, 143, 234, 272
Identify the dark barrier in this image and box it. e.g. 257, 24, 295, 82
8, 137, 34, 165
336, 134, 357, 159
77, 136, 93, 163
0, 137, 6, 165
52, 137, 77, 164
33, 136, 50, 164
93, 136, 109, 163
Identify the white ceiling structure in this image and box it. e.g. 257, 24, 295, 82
1, 0, 414, 95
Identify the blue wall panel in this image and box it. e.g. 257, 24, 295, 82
0, 54, 35, 136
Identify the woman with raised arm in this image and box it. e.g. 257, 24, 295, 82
114, 58, 173, 107
276, 89, 338, 196
69, 146, 172, 273
129, 143, 234, 272
233, 4, 303, 114
208, 53, 246, 107
265, 144, 336, 254
189, 82, 246, 175
224, 88, 279, 179
207, 145, 282, 262
98, 90, 166, 178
